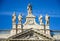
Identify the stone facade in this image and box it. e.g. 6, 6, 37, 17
0, 3, 60, 41
10, 3, 50, 36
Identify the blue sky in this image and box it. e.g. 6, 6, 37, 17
0, 0, 60, 30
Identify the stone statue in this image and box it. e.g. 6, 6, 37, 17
27, 3, 32, 15
18, 14, 22, 21
18, 14, 22, 24
39, 15, 43, 25
12, 12, 16, 22
27, 3, 32, 10
45, 14, 50, 25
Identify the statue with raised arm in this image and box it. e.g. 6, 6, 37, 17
45, 14, 50, 25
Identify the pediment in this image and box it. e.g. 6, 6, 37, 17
8, 29, 55, 40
